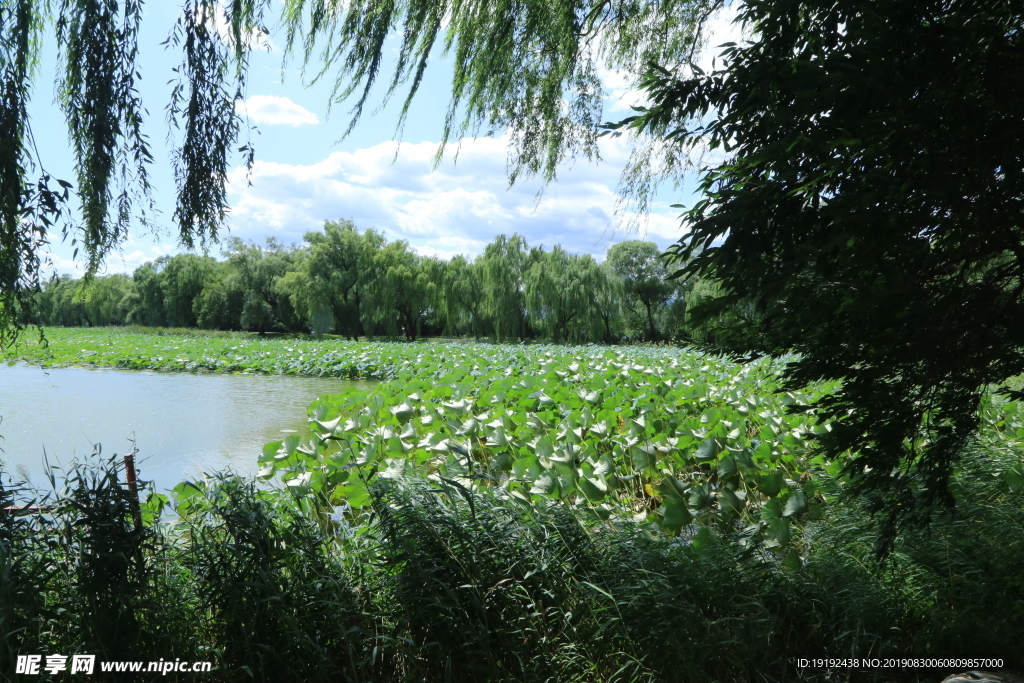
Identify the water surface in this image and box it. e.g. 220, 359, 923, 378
0, 363, 372, 490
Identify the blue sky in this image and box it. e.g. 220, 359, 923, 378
29, 3, 742, 276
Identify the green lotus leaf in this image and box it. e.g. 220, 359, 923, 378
661, 497, 693, 532
758, 470, 785, 497
390, 402, 415, 424
694, 437, 720, 461
782, 489, 807, 517
530, 471, 558, 496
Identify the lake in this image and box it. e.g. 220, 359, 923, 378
0, 362, 372, 491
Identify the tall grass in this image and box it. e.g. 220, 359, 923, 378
1, 447, 1021, 682
1, 457, 206, 681
180, 474, 367, 682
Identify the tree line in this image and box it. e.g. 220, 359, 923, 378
33, 221, 735, 344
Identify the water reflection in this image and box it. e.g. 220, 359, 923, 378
0, 363, 373, 490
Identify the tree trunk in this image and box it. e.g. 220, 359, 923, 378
644, 301, 657, 342
402, 308, 417, 341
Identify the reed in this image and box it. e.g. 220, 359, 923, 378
1, 446, 1022, 682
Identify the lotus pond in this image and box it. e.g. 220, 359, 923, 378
7, 328, 1024, 681
8, 327, 1024, 551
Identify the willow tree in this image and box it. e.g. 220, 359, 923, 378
525, 246, 604, 344
286, 220, 384, 339
365, 241, 435, 341
226, 237, 301, 335
280, 0, 721, 183
1, 0, 721, 346
480, 234, 530, 342
592, 261, 625, 344
1, 0, 270, 345
160, 253, 217, 328
441, 254, 488, 339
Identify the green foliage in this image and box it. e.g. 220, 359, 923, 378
226, 237, 302, 335
1, 453, 199, 677
0, 0, 72, 347
6, 329, 1024, 677
3, 326, 413, 375
1, 0, 270, 346
176, 475, 361, 682
128, 257, 168, 326
525, 246, 605, 344
8, 327, 834, 551
291, 219, 385, 338
56, 0, 152, 273
221, 336, 835, 550
0, 470, 54, 679
4, 443, 1024, 681
280, 0, 720, 185
34, 273, 135, 327
439, 254, 488, 339
0, 0, 723, 350
12, 226, 708, 345
364, 240, 437, 341
606, 240, 677, 342
161, 253, 218, 327
58, 460, 153, 660
610, 0, 1024, 545
166, 0, 268, 247
592, 261, 625, 343
9, 326, 829, 552
480, 234, 529, 342
193, 264, 245, 331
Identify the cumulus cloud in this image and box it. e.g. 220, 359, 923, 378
237, 95, 319, 127
225, 135, 685, 259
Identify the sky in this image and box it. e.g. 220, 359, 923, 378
28, 3, 744, 276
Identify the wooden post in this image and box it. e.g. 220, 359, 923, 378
123, 452, 144, 532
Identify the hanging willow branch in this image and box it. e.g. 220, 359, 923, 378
1, 0, 272, 346
1, 0, 722, 347
0, 0, 72, 347
56, 0, 152, 276
166, 0, 268, 249
281, 0, 719, 184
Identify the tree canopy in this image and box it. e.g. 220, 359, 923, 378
0, 0, 721, 345
0, 0, 268, 344
612, 0, 1024, 541
272, 0, 1024, 537
607, 240, 677, 342
5, 0, 1022, 542
32, 226, 691, 343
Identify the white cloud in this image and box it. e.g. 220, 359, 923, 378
205, 4, 273, 52
237, 95, 319, 127
599, 3, 748, 115
601, 66, 649, 115
696, 3, 748, 74
225, 135, 684, 259
40, 252, 84, 276
42, 240, 180, 277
